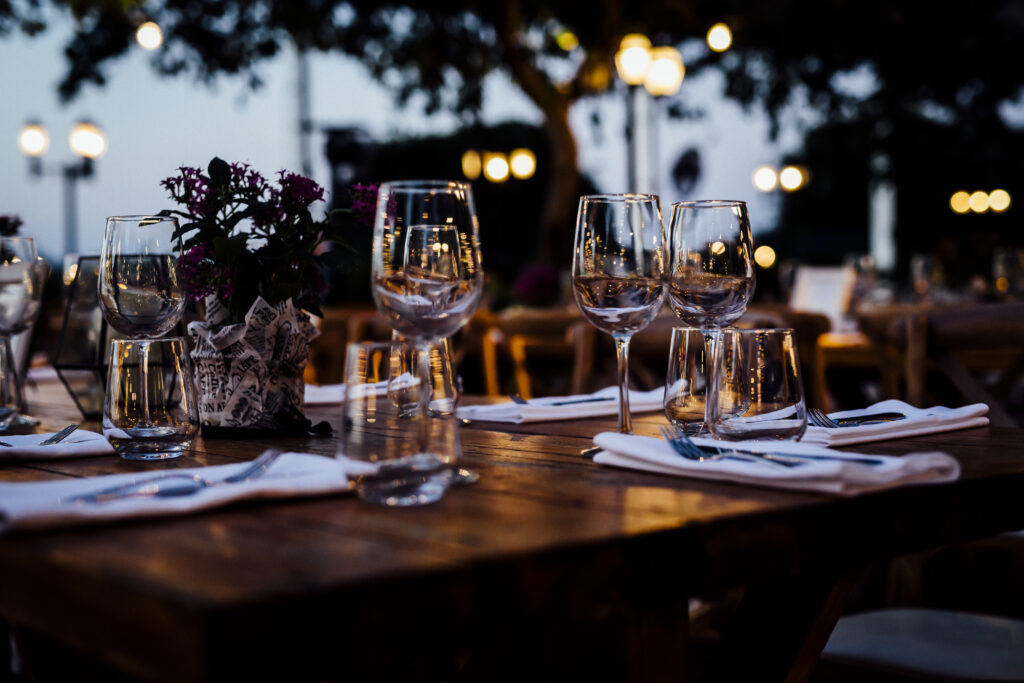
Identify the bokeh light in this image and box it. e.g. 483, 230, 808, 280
461, 150, 481, 180
17, 122, 49, 157
989, 189, 1011, 212
753, 165, 778, 192
614, 34, 652, 85
483, 152, 509, 183
555, 29, 578, 52
950, 191, 971, 214
509, 148, 536, 179
136, 21, 163, 50
707, 23, 733, 52
644, 47, 684, 96
754, 245, 777, 268
779, 166, 805, 191
68, 121, 106, 159
969, 190, 990, 213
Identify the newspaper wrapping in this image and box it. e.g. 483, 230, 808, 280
188, 297, 319, 428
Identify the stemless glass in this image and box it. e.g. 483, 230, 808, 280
99, 216, 186, 431
706, 328, 807, 441
103, 337, 199, 460
572, 194, 666, 433
0, 237, 45, 423
370, 181, 483, 478
667, 200, 755, 433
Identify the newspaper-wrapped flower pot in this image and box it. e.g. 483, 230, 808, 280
188, 297, 319, 434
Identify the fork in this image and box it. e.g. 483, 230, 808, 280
808, 408, 906, 428
38, 424, 79, 446
659, 425, 798, 468
807, 408, 841, 429
69, 449, 284, 503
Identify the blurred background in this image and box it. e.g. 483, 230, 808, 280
3, 0, 1024, 409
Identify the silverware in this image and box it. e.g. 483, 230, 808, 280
38, 424, 79, 446
580, 446, 601, 459
660, 425, 798, 468
70, 449, 284, 503
508, 394, 528, 405
808, 408, 905, 429
550, 397, 615, 406
0, 441, 12, 447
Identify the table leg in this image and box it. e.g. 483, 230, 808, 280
698, 571, 859, 683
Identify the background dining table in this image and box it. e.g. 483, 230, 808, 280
1, 382, 1023, 682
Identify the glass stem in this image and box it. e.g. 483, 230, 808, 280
613, 334, 633, 433
416, 340, 434, 453
704, 328, 724, 433
1, 335, 21, 416
138, 339, 153, 428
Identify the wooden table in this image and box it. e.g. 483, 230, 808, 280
2, 386, 1023, 682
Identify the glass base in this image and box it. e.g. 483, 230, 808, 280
356, 452, 452, 507
119, 449, 185, 461
109, 425, 194, 461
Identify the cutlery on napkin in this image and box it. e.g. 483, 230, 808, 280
456, 386, 664, 424
800, 400, 990, 447
591, 432, 960, 496
0, 452, 376, 533
0, 429, 114, 461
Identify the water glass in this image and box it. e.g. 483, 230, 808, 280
663, 327, 746, 435
339, 341, 460, 506
707, 328, 807, 441
103, 337, 200, 460
386, 334, 460, 417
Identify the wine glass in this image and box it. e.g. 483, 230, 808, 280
0, 237, 46, 428
370, 181, 483, 478
99, 215, 185, 433
666, 200, 755, 433
571, 194, 666, 434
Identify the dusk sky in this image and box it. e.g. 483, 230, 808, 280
1, 8, 797, 267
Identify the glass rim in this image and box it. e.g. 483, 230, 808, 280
378, 180, 471, 192
671, 199, 747, 209
109, 336, 188, 346
0, 236, 35, 243
581, 193, 659, 203
669, 326, 794, 334
105, 214, 178, 222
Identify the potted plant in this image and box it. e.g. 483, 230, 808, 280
161, 157, 375, 433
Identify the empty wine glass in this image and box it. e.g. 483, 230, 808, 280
99, 215, 186, 433
371, 181, 483, 485
572, 194, 666, 433
0, 237, 45, 428
667, 200, 755, 434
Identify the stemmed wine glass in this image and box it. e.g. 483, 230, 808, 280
0, 237, 47, 429
370, 181, 483, 472
666, 200, 755, 432
98, 215, 186, 433
572, 194, 666, 434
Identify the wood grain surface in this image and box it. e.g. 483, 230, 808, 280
2, 382, 1023, 682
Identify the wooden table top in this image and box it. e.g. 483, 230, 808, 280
2, 383, 1023, 681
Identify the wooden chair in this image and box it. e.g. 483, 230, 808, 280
860, 302, 1024, 426
481, 306, 594, 398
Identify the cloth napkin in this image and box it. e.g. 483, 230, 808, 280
0, 452, 374, 533
456, 386, 664, 424
304, 383, 346, 405
800, 400, 990, 447
304, 381, 392, 406
592, 432, 960, 496
0, 430, 115, 461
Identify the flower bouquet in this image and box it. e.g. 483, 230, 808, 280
161, 157, 375, 433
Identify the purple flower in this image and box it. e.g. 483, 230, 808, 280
277, 170, 324, 206
350, 183, 378, 228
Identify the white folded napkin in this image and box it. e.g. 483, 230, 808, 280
456, 386, 664, 424
0, 430, 115, 461
592, 432, 960, 496
0, 452, 374, 533
800, 400, 990, 447
304, 381, 392, 406
304, 383, 346, 405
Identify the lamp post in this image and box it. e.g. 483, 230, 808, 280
613, 35, 685, 194
18, 119, 106, 256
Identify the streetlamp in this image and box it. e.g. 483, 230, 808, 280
18, 119, 106, 256
614, 35, 685, 194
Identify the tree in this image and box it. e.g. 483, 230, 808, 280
5, 0, 1024, 267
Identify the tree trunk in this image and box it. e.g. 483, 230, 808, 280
539, 101, 580, 264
